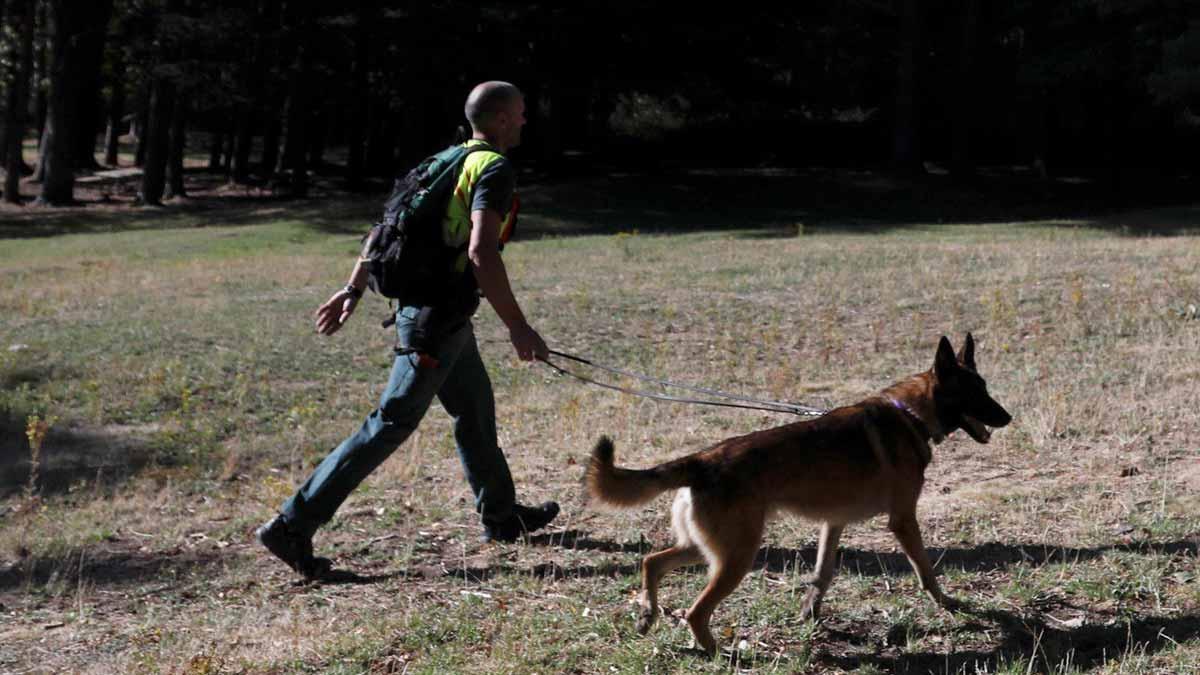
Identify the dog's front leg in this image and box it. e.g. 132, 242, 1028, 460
887, 514, 960, 610
800, 522, 844, 621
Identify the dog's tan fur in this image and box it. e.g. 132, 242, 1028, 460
586, 334, 1012, 656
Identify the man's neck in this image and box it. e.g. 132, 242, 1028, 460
471, 133, 506, 154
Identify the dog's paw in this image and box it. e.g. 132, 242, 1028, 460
799, 586, 823, 622
636, 606, 657, 635
661, 606, 688, 626
936, 593, 965, 612
684, 637, 719, 659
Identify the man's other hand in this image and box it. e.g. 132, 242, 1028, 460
314, 289, 359, 336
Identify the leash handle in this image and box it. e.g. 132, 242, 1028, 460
541, 349, 827, 417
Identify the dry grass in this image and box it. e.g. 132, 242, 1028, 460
1, 187, 1198, 673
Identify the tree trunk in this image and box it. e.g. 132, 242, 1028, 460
1030, 92, 1052, 181
364, 97, 396, 177
951, 0, 979, 180
259, 114, 280, 178
164, 97, 187, 199
71, 0, 113, 171
258, 0, 286, 183
275, 3, 314, 197
232, 0, 277, 184
306, 107, 326, 171
1104, 17, 1132, 205
230, 104, 254, 182
35, 0, 85, 205
892, 0, 923, 174
344, 0, 374, 189
221, 121, 233, 173
535, 83, 564, 167
32, 0, 46, 145
587, 86, 616, 149
134, 104, 148, 167
528, 31, 566, 167
390, 90, 435, 169
103, 51, 125, 167
0, 0, 6, 167
207, 118, 224, 171
137, 77, 175, 205
4, 0, 34, 203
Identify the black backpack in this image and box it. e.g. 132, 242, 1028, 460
362, 143, 495, 304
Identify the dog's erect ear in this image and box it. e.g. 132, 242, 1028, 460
934, 336, 957, 378
958, 332, 977, 370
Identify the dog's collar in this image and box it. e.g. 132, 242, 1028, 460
887, 397, 945, 444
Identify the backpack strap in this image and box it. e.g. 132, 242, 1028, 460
449, 141, 506, 239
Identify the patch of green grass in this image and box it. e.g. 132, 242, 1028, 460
2, 197, 1200, 673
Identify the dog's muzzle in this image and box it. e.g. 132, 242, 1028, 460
961, 415, 993, 443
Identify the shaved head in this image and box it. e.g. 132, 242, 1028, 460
464, 81, 523, 134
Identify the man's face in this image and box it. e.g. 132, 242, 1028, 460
500, 96, 526, 150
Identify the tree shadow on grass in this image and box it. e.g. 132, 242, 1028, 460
358, 534, 1198, 588
523, 532, 1198, 579
516, 168, 1200, 239
0, 171, 377, 240
438, 558, 642, 584
751, 538, 1199, 577
309, 530, 649, 588
4, 168, 1196, 241
526, 528, 652, 554
0, 195, 376, 239
550, 533, 1199, 671
305, 531, 1200, 671
521, 533, 1200, 671
313, 557, 641, 587
0, 544, 226, 594
822, 604, 1200, 673
312, 568, 408, 585
0, 410, 159, 500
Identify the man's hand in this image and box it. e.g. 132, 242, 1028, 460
509, 321, 548, 362
314, 288, 359, 336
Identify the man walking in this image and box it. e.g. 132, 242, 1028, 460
257, 81, 558, 579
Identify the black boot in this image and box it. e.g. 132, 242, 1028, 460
256, 515, 332, 579
482, 501, 560, 543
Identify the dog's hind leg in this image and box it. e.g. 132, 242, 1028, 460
800, 522, 844, 621
637, 544, 701, 635
888, 513, 959, 610
683, 510, 764, 657
637, 489, 703, 634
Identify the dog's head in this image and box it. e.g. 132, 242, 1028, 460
932, 333, 1012, 443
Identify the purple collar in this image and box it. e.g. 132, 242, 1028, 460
888, 397, 944, 444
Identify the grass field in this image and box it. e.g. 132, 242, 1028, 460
1, 176, 1199, 674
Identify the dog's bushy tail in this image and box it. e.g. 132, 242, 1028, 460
587, 436, 695, 508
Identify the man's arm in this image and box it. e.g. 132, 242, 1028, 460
314, 241, 371, 336
469, 207, 547, 361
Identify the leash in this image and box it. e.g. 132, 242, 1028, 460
538, 349, 828, 417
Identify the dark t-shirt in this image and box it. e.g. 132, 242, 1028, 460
436, 152, 516, 322
471, 156, 515, 217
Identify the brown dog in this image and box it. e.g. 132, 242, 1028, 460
586, 334, 1012, 656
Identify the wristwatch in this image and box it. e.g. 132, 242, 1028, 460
343, 284, 363, 299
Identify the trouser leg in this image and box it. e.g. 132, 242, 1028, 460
435, 329, 515, 525
280, 311, 473, 537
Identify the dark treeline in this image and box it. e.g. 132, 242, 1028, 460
0, 0, 1198, 206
